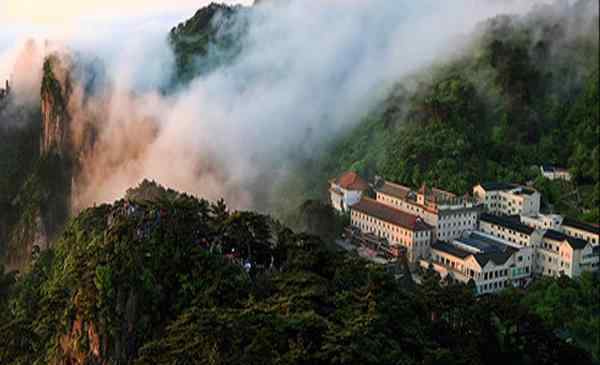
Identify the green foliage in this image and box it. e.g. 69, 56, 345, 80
512, 273, 600, 361
0, 181, 592, 364
169, 3, 245, 85
310, 1, 599, 224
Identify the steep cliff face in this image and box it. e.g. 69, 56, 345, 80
169, 2, 245, 84
1, 55, 77, 272
40, 54, 73, 156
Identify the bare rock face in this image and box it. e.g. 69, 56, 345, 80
5, 206, 48, 272
40, 54, 73, 156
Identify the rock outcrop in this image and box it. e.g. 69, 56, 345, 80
40, 54, 73, 156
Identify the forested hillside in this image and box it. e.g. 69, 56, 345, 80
0, 181, 594, 364
168, 3, 245, 84
311, 1, 599, 223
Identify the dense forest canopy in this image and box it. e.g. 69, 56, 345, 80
0, 181, 596, 364
281, 0, 600, 224
0, 1, 599, 363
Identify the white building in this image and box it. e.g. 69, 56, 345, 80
540, 165, 572, 181
560, 217, 599, 247
473, 183, 541, 216
478, 213, 598, 278
479, 213, 543, 248
423, 231, 533, 295
520, 213, 563, 231
536, 230, 598, 277
350, 197, 433, 263
329, 172, 369, 213
375, 181, 480, 242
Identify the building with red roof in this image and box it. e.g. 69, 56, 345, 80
329, 171, 369, 213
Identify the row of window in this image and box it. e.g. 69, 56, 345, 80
564, 229, 598, 244
478, 280, 511, 293
353, 213, 429, 238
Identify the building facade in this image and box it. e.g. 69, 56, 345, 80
473, 183, 541, 216
479, 213, 543, 248
376, 181, 480, 242
536, 230, 598, 278
350, 197, 433, 263
540, 165, 573, 181
520, 213, 563, 231
423, 231, 532, 295
560, 217, 599, 247
329, 172, 369, 213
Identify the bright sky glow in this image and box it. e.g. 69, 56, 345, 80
0, 0, 251, 25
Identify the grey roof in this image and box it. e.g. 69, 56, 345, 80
480, 213, 535, 235
541, 164, 556, 173
431, 241, 471, 259
432, 237, 514, 268
376, 182, 412, 200
474, 252, 513, 267
543, 229, 588, 250
458, 232, 519, 256
562, 217, 600, 235
478, 182, 516, 191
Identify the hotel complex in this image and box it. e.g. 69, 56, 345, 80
330, 172, 600, 294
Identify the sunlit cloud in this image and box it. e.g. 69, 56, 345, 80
0, 0, 251, 25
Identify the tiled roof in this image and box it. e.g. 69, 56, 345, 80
544, 229, 567, 241
543, 229, 588, 250
351, 198, 432, 231
479, 213, 534, 235
333, 172, 369, 191
432, 240, 512, 267
541, 164, 555, 173
431, 241, 471, 259
376, 181, 412, 200
474, 252, 513, 267
562, 217, 600, 235
478, 182, 516, 191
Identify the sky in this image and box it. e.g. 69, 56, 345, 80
0, 0, 251, 25
1, 0, 561, 210
0, 0, 251, 81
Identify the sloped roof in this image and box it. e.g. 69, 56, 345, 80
477, 182, 516, 191
333, 172, 369, 191
474, 252, 513, 267
432, 241, 471, 259
376, 181, 412, 200
562, 217, 600, 235
351, 198, 432, 231
543, 229, 588, 250
480, 213, 534, 235
432, 240, 512, 267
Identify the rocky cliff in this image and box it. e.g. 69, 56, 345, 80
1, 55, 78, 272
40, 54, 74, 156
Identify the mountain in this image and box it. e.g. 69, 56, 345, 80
0, 181, 593, 364
310, 0, 599, 223
168, 2, 246, 85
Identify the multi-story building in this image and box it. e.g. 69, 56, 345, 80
536, 230, 598, 277
540, 165, 572, 181
520, 213, 563, 231
479, 213, 543, 248
350, 197, 433, 262
473, 183, 541, 216
329, 171, 369, 213
424, 231, 532, 295
560, 217, 599, 247
375, 181, 480, 242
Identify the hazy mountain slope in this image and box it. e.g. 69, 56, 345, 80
0, 181, 593, 364
314, 0, 599, 222
168, 3, 246, 85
